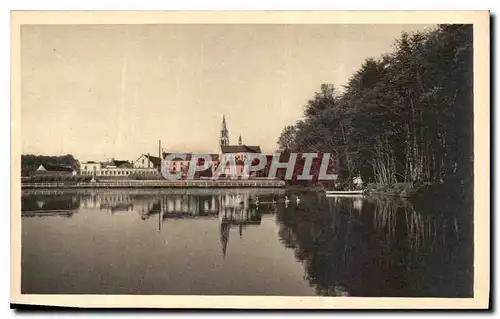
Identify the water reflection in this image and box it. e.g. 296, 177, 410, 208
22, 189, 280, 259
21, 194, 80, 218
21, 189, 472, 297
276, 193, 473, 297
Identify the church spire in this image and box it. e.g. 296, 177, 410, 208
220, 114, 230, 151
221, 114, 227, 131
238, 134, 242, 146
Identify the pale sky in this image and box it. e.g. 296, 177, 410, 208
21, 24, 435, 162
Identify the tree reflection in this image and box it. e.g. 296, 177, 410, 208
21, 194, 80, 218
275, 193, 473, 297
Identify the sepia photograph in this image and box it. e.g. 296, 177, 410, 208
10, 11, 490, 309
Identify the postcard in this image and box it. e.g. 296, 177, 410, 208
10, 10, 490, 309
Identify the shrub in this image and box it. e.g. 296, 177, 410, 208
129, 172, 163, 180
28, 174, 93, 183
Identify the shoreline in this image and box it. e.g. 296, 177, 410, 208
21, 179, 286, 189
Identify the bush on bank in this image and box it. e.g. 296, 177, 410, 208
26, 175, 93, 183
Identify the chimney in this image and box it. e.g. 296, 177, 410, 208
158, 140, 161, 171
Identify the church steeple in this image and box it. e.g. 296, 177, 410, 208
238, 134, 242, 146
220, 114, 230, 151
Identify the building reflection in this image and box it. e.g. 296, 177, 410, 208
217, 193, 263, 258
24, 189, 279, 258
156, 193, 266, 258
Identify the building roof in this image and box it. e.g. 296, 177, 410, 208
221, 145, 261, 153
144, 155, 161, 167
164, 153, 192, 161
163, 153, 219, 162
112, 159, 133, 168
133, 154, 161, 167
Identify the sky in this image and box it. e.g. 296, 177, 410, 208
21, 24, 435, 162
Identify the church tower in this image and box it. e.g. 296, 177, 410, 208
220, 114, 230, 151
238, 134, 242, 146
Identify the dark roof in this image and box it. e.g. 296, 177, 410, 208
40, 164, 74, 172
84, 161, 97, 164
112, 160, 133, 168
143, 155, 161, 167
164, 153, 192, 161
221, 145, 261, 153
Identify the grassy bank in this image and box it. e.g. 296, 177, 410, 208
366, 177, 473, 205
365, 183, 419, 198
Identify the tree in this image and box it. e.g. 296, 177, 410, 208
277, 125, 297, 152
21, 154, 79, 176
276, 25, 473, 189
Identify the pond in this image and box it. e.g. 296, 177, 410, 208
21, 188, 473, 297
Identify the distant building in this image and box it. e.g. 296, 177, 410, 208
220, 145, 262, 177
108, 159, 134, 169
80, 161, 101, 175
163, 153, 219, 176
133, 154, 161, 169
218, 115, 262, 178
80, 158, 157, 178
35, 164, 77, 176
220, 115, 230, 151
163, 153, 192, 173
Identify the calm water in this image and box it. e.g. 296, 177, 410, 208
21, 188, 473, 297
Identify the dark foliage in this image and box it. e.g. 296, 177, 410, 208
277, 25, 473, 189
21, 154, 79, 176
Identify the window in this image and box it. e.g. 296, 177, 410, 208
84, 166, 87, 170
142, 159, 145, 165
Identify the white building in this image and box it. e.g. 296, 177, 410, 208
134, 154, 161, 169
80, 159, 158, 177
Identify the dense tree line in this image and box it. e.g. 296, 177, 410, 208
21, 154, 79, 176
277, 25, 473, 190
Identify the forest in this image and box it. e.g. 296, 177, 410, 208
276, 25, 473, 195
21, 154, 79, 176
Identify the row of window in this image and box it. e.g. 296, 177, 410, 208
80, 170, 157, 176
